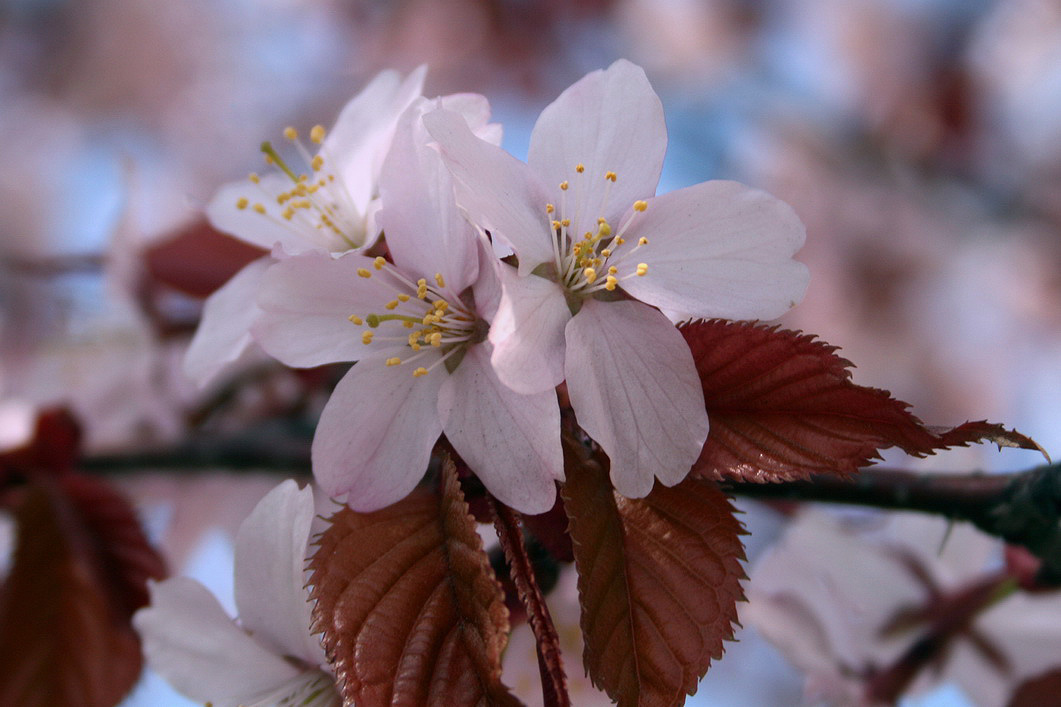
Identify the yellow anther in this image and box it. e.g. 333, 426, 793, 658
253, 203, 266, 214
546, 203, 555, 214
561, 219, 571, 228
636, 263, 648, 276
597, 222, 612, 237
310, 125, 326, 144
408, 332, 421, 345
604, 275, 619, 291
429, 332, 442, 347
583, 267, 597, 284
633, 200, 648, 212
552, 220, 561, 230
283, 126, 298, 140
249, 172, 260, 184
638, 237, 649, 246
311, 155, 324, 171
373, 256, 387, 270
361, 331, 374, 344
422, 314, 435, 326
385, 300, 399, 310
282, 206, 295, 220
608, 265, 618, 275
264, 154, 275, 165
605, 171, 617, 182
601, 249, 612, 257
434, 300, 449, 311
403, 321, 414, 329
307, 184, 319, 194
385, 357, 401, 367
575, 163, 585, 173
348, 314, 363, 325
434, 273, 446, 288
560, 181, 569, 191
413, 367, 428, 378
615, 236, 625, 245
397, 293, 410, 302
236, 197, 249, 210
357, 268, 372, 278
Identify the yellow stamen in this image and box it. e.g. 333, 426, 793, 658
385, 357, 401, 367
638, 237, 648, 246
413, 367, 428, 378
560, 181, 569, 191
575, 163, 585, 173
546, 203, 555, 214
636, 263, 648, 276
236, 197, 249, 210
385, 300, 399, 310
311, 155, 324, 171
310, 125, 326, 144
604, 275, 618, 291
373, 256, 387, 270
361, 331, 374, 344
348, 315, 363, 325
283, 126, 298, 140
429, 332, 442, 347
434, 300, 448, 311
249, 172, 260, 184
434, 273, 446, 288
253, 203, 266, 215
633, 200, 648, 212
357, 268, 372, 278
397, 293, 410, 302
583, 267, 597, 284
605, 171, 617, 182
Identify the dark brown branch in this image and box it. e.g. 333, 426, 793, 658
722, 462, 1061, 583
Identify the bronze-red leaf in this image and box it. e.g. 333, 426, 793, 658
309, 457, 521, 707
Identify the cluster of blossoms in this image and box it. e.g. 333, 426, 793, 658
143, 60, 807, 705
187, 58, 808, 515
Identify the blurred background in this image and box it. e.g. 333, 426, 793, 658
1, 0, 1059, 704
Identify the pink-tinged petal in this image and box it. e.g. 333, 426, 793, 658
488, 266, 570, 394
436, 92, 503, 146
564, 299, 708, 497
206, 175, 354, 255
252, 251, 408, 367
619, 180, 810, 320
438, 344, 562, 514
312, 356, 445, 511
184, 257, 271, 387
234, 480, 325, 668
324, 66, 427, 210
134, 577, 302, 707
472, 237, 503, 322
528, 59, 666, 237
379, 100, 479, 293
424, 108, 555, 274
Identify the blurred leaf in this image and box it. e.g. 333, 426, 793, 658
562, 438, 745, 706
0, 475, 165, 707
683, 320, 1043, 483
309, 457, 520, 706
1008, 667, 1061, 707
144, 218, 265, 298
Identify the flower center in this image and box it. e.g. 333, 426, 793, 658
544, 165, 649, 296
347, 257, 480, 378
234, 125, 366, 251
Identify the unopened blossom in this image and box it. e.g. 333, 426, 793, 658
184, 67, 428, 385
134, 480, 340, 707
251, 97, 562, 513
424, 59, 809, 497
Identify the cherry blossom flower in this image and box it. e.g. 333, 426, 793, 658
184, 67, 427, 385
251, 97, 562, 514
133, 480, 339, 707
424, 59, 809, 497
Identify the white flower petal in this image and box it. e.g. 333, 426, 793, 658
619, 180, 810, 320
424, 108, 556, 274
205, 176, 352, 255
312, 356, 445, 511
488, 266, 569, 394
564, 299, 708, 497
253, 251, 409, 367
134, 577, 302, 707
528, 59, 666, 238
324, 66, 427, 211
439, 344, 562, 514
183, 257, 271, 387
379, 100, 479, 293
234, 480, 324, 668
